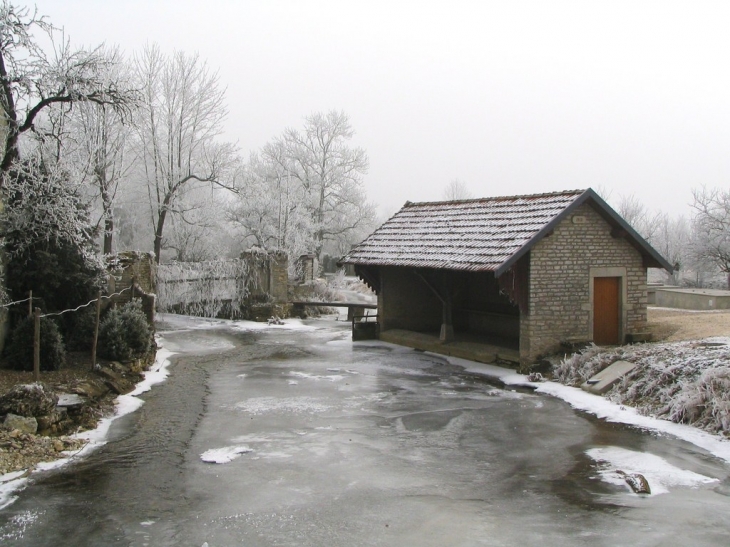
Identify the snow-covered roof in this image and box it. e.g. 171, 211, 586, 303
341, 188, 673, 274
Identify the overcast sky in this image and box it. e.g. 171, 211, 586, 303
38, 0, 730, 219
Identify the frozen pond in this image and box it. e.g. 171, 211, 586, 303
1, 315, 729, 545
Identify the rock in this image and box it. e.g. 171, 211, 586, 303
0, 383, 58, 417
52, 439, 65, 452
73, 379, 110, 400
617, 470, 651, 494
57, 393, 85, 409
104, 377, 134, 395
97, 366, 135, 394
37, 409, 67, 432
4, 414, 38, 434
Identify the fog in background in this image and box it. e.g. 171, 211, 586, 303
40, 0, 730, 218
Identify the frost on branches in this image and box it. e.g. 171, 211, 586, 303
157, 253, 270, 318
555, 339, 730, 435
0, 158, 102, 271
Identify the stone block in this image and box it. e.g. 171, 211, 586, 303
4, 413, 38, 434
581, 360, 637, 395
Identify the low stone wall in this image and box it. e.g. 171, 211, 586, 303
653, 288, 730, 310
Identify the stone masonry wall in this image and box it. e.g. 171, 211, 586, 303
520, 203, 648, 364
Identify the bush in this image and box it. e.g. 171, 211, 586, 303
6, 315, 66, 371
64, 306, 98, 351
98, 300, 152, 361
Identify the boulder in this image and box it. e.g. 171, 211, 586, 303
37, 409, 68, 432
0, 383, 58, 417
73, 379, 110, 400
97, 365, 135, 395
617, 470, 651, 494
4, 413, 38, 434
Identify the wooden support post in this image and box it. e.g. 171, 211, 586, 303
439, 272, 455, 343
91, 290, 102, 371
33, 307, 40, 382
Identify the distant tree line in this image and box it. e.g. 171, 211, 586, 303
0, 1, 377, 277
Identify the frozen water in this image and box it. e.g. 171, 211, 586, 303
587, 446, 718, 495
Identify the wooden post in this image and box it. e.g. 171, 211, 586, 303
131, 276, 136, 300
91, 290, 102, 370
33, 307, 40, 382
28, 290, 32, 318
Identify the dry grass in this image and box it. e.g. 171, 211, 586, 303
0, 352, 98, 397
647, 307, 730, 342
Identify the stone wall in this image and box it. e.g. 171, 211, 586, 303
107, 251, 157, 324
520, 203, 648, 364
156, 251, 289, 319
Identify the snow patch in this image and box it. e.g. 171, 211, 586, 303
587, 446, 718, 495
201, 445, 253, 464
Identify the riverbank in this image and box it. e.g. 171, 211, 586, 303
0, 344, 174, 509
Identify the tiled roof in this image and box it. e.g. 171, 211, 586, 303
342, 190, 586, 272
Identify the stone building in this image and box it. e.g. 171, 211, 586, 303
340, 189, 672, 369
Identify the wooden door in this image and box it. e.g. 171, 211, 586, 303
593, 277, 620, 345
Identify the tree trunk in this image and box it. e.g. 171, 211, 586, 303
103, 215, 114, 255
0, 50, 20, 176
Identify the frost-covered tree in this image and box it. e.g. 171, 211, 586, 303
281, 110, 374, 256
616, 193, 661, 243
67, 47, 136, 255
229, 111, 376, 264
652, 213, 690, 285
442, 178, 472, 201
0, 1, 137, 179
692, 187, 730, 289
0, 157, 103, 322
133, 45, 237, 263
228, 145, 314, 259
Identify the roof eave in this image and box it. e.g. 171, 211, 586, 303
494, 189, 674, 276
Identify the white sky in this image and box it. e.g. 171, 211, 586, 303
38, 0, 730, 219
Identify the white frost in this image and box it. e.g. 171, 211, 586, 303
587, 446, 718, 495
200, 445, 253, 464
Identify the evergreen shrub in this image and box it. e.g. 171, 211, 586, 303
98, 300, 152, 361
7, 316, 66, 371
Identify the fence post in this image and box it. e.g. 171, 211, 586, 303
28, 290, 32, 318
33, 307, 40, 382
91, 290, 102, 371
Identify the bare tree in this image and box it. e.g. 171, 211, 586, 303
282, 110, 373, 256
692, 187, 730, 288
0, 1, 137, 179
615, 194, 661, 243
652, 213, 690, 284
67, 47, 136, 254
229, 111, 376, 264
133, 45, 237, 263
442, 178, 472, 201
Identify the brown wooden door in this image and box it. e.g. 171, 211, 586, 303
594, 277, 620, 345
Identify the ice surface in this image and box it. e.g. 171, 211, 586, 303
587, 446, 718, 495
0, 337, 176, 509
200, 445, 253, 464
235, 396, 331, 415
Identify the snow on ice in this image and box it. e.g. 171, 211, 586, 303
587, 446, 718, 495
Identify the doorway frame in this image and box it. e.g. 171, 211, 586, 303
589, 266, 627, 345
